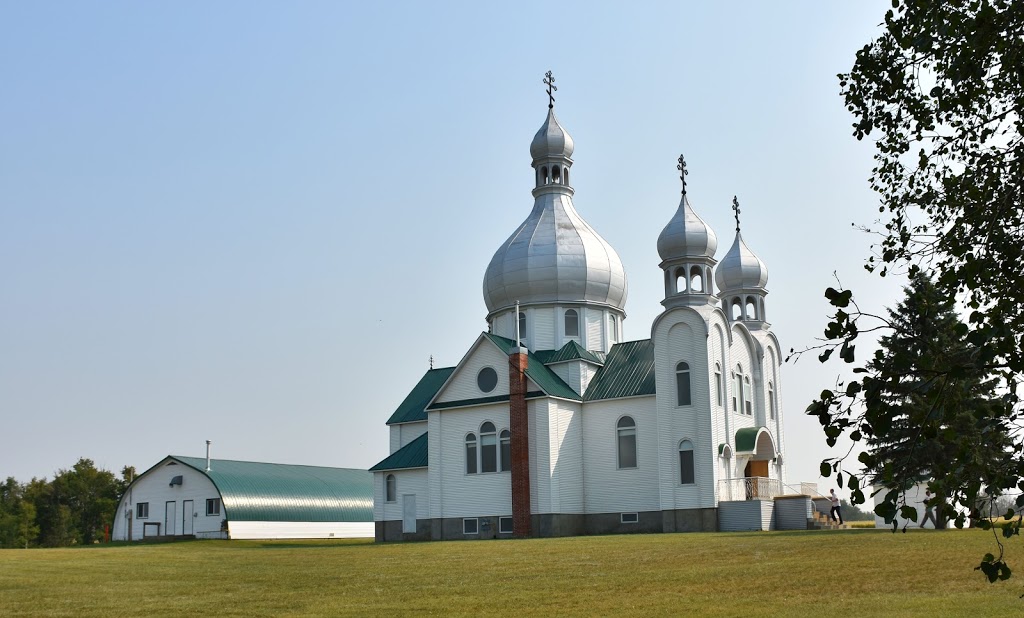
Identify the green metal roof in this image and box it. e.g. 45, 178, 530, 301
584, 339, 657, 401
735, 427, 762, 453
483, 333, 581, 401
369, 432, 428, 472
386, 367, 455, 425
428, 391, 545, 410
534, 340, 605, 366
172, 456, 373, 522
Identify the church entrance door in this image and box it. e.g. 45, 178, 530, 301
402, 495, 416, 534
744, 460, 770, 499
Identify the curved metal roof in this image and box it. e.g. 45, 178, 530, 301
716, 232, 768, 292
658, 194, 718, 262
172, 456, 372, 523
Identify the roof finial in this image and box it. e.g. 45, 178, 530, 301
677, 154, 688, 195
543, 71, 557, 109
732, 196, 741, 233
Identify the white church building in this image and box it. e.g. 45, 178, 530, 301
370, 81, 794, 541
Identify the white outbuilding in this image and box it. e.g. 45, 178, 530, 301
112, 455, 373, 540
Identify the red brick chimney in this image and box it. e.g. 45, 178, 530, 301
509, 343, 531, 538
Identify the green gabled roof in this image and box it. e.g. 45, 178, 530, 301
584, 339, 657, 401
171, 456, 372, 522
483, 333, 581, 401
428, 391, 545, 410
369, 433, 428, 471
386, 367, 455, 425
534, 340, 605, 366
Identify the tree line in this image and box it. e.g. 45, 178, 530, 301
0, 458, 134, 548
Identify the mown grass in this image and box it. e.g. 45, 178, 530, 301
0, 529, 1020, 616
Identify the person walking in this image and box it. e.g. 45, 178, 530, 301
829, 488, 844, 525
921, 490, 938, 528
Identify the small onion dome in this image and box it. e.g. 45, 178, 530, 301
483, 195, 627, 313
716, 233, 768, 291
530, 108, 574, 161
657, 195, 718, 261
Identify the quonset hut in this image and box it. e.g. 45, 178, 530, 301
112, 454, 373, 540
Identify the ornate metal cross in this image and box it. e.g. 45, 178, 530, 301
732, 196, 741, 233
677, 154, 688, 194
543, 71, 557, 109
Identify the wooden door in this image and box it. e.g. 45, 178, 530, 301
749, 460, 769, 477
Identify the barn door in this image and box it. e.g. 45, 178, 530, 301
165, 501, 176, 536
402, 494, 416, 534
182, 500, 194, 535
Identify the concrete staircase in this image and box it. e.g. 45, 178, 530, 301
807, 509, 849, 530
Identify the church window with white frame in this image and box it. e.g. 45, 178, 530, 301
564, 308, 579, 337
465, 433, 478, 474
744, 376, 753, 415
714, 363, 723, 407
616, 416, 637, 469
678, 440, 695, 485
499, 429, 511, 472
480, 422, 498, 473
675, 361, 691, 406
768, 382, 776, 420
385, 474, 396, 502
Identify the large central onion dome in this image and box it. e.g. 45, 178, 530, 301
483, 108, 627, 315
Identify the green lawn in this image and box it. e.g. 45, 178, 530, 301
0, 529, 1020, 616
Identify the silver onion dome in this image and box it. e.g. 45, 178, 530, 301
530, 109, 574, 161
657, 194, 718, 261
716, 232, 768, 291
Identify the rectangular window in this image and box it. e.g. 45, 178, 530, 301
463, 518, 479, 535
676, 370, 691, 406
769, 393, 776, 419
617, 431, 637, 468
499, 434, 511, 472
466, 442, 477, 474
481, 432, 497, 473
679, 450, 695, 485
136, 502, 149, 519
715, 372, 723, 406
620, 513, 639, 524
499, 516, 513, 534
745, 400, 753, 415
206, 498, 221, 516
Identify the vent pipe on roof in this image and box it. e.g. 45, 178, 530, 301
205, 440, 212, 471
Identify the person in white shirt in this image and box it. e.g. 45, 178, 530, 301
829, 488, 844, 524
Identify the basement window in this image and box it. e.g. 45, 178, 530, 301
206, 498, 221, 516
136, 502, 149, 519
621, 513, 639, 524
499, 516, 513, 534
463, 518, 479, 535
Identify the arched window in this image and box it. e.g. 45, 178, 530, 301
564, 168, 569, 184
760, 298, 766, 322
768, 383, 776, 420
733, 365, 743, 412
541, 166, 549, 184
731, 298, 743, 320
744, 376, 753, 415
518, 312, 527, 344
465, 433, 478, 474
564, 309, 579, 337
480, 422, 497, 473
679, 440, 695, 485
385, 474, 396, 502
675, 268, 687, 294
499, 429, 511, 472
714, 363, 723, 407
676, 361, 691, 406
746, 297, 757, 320
690, 266, 703, 293
552, 166, 561, 183
610, 315, 618, 342
617, 416, 637, 469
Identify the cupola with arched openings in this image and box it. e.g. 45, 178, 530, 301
715, 196, 769, 328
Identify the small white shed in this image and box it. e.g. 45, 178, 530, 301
111, 455, 374, 540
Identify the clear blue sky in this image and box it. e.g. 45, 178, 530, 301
1, 1, 900, 492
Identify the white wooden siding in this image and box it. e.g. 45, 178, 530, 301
112, 459, 224, 541
389, 425, 400, 454
581, 397, 659, 513
534, 306, 556, 350
585, 308, 603, 352
546, 399, 584, 513
433, 403, 513, 518
774, 496, 812, 530
434, 339, 538, 404
399, 421, 427, 448
376, 468, 429, 522
718, 499, 775, 531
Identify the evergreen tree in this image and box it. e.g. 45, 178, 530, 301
861, 273, 1011, 512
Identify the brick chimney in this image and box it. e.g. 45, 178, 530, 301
509, 345, 531, 537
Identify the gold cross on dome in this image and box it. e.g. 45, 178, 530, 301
543, 71, 557, 109
677, 154, 688, 194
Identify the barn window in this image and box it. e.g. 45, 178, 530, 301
679, 440, 695, 485
136, 502, 149, 519
463, 518, 479, 535
617, 416, 637, 469
714, 363, 723, 407
480, 422, 497, 473
499, 429, 511, 472
206, 498, 221, 516
385, 474, 396, 502
564, 308, 579, 337
465, 433, 478, 474
676, 361, 691, 406
620, 512, 639, 524
744, 377, 753, 415
499, 516, 513, 534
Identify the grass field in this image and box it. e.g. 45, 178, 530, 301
1, 529, 1021, 616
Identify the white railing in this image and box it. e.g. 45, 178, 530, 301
718, 477, 783, 501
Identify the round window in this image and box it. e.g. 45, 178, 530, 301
477, 367, 498, 393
